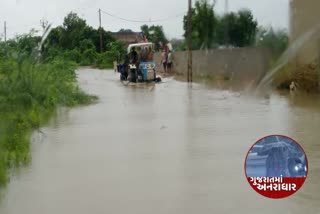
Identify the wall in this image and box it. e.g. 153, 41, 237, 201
154, 48, 272, 83
290, 0, 320, 66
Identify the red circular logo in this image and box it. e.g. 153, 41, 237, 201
245, 135, 308, 199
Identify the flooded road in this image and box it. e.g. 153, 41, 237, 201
1, 68, 320, 214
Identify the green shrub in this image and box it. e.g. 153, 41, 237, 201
0, 55, 97, 186
81, 49, 97, 66
64, 48, 82, 63
80, 39, 96, 53
95, 53, 113, 69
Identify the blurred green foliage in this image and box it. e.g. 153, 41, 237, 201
179, 0, 288, 60
0, 23, 98, 186
140, 25, 168, 51
256, 27, 289, 60
183, 0, 258, 49
42, 12, 126, 69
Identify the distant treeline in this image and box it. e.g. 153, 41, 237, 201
42, 12, 127, 68
178, 0, 288, 60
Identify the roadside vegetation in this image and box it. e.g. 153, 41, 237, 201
42, 12, 169, 67
42, 12, 127, 69
0, 10, 171, 186
0, 16, 101, 186
274, 60, 319, 92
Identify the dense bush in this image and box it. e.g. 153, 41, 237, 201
95, 53, 113, 69
275, 61, 319, 92
0, 18, 122, 184
0, 37, 97, 186
63, 48, 82, 63
41, 12, 126, 69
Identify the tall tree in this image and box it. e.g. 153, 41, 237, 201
44, 12, 116, 54
118, 29, 133, 33
45, 26, 64, 48
141, 25, 149, 39
216, 9, 257, 47
83, 26, 115, 52
236, 9, 257, 47
140, 25, 168, 51
60, 12, 87, 50
183, 0, 217, 49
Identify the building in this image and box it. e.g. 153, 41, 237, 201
111, 31, 145, 45
290, 0, 320, 66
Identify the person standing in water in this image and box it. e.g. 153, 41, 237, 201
161, 49, 167, 73
167, 50, 173, 73
146, 46, 153, 61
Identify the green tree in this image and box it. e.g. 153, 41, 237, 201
78, 39, 96, 65
1, 30, 41, 58
83, 26, 115, 52
256, 27, 289, 59
141, 25, 149, 38
39, 11, 123, 68
64, 48, 82, 63
118, 29, 133, 33
236, 9, 257, 46
45, 26, 64, 48
60, 12, 87, 50
183, 0, 217, 49
183, 8, 199, 49
14, 34, 41, 55
140, 25, 168, 51
106, 40, 126, 61
170, 38, 186, 51
79, 39, 95, 53
216, 9, 257, 47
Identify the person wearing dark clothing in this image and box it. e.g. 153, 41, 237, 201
116, 54, 122, 73
167, 50, 173, 72
161, 50, 167, 73
129, 47, 138, 64
266, 148, 288, 177
120, 54, 130, 80
128, 47, 139, 82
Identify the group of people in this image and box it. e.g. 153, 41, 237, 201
114, 44, 173, 76
161, 48, 173, 73
117, 46, 144, 82
114, 46, 154, 73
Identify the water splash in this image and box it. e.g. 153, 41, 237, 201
32, 23, 53, 60
37, 23, 52, 53
255, 24, 320, 93
39, 24, 52, 49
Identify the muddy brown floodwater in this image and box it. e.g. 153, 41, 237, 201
1, 68, 320, 214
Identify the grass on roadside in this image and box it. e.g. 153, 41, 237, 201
0, 57, 97, 187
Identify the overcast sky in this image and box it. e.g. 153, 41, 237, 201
1, 0, 289, 39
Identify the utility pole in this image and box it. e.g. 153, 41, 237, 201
225, 0, 229, 14
187, 0, 193, 83
224, 0, 229, 46
99, 9, 103, 53
4, 21, 7, 42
